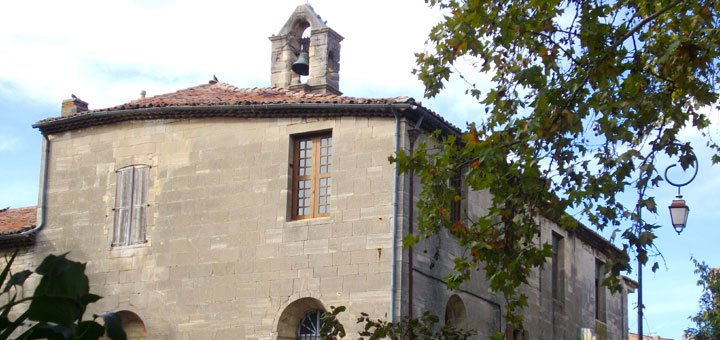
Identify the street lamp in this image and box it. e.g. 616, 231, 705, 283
668, 196, 689, 234
663, 152, 698, 235
637, 146, 698, 339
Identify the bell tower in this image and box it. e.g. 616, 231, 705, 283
269, 4, 343, 95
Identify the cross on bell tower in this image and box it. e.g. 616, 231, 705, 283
269, 4, 343, 95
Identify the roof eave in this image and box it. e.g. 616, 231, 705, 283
33, 102, 461, 136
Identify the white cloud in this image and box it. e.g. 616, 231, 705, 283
0, 0, 453, 112
0, 136, 18, 152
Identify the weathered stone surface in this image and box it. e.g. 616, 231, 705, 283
22, 115, 396, 338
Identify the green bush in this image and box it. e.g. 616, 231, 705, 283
0, 252, 125, 340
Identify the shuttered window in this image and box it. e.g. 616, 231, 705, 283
113, 165, 149, 246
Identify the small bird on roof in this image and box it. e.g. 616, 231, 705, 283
71, 94, 78, 100
213, 75, 218, 82
209, 75, 219, 84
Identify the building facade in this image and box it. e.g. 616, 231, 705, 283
3, 4, 634, 339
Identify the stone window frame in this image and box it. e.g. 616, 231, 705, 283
595, 258, 607, 322
113, 165, 149, 247
291, 131, 332, 220
449, 171, 463, 223
276, 297, 326, 339
444, 294, 468, 330
551, 232, 566, 304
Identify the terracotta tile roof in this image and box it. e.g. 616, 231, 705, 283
0, 206, 37, 235
33, 82, 460, 135
38, 82, 414, 123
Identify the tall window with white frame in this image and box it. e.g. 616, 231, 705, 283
595, 259, 607, 322
292, 133, 332, 220
113, 165, 149, 246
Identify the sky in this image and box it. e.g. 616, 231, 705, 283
0, 1, 718, 338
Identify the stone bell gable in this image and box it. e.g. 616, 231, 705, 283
269, 4, 343, 95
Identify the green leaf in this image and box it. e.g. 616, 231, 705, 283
96, 312, 126, 340
80, 294, 102, 305
3, 270, 32, 293
75, 321, 105, 340
0, 251, 18, 288
27, 254, 90, 325
403, 234, 419, 248
18, 322, 72, 340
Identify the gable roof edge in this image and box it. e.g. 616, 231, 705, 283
33, 102, 461, 135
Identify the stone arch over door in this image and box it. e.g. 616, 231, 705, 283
445, 294, 468, 330
116, 310, 147, 340
275, 297, 326, 340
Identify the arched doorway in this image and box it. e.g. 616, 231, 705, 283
276, 297, 326, 340
445, 294, 468, 330
115, 310, 147, 340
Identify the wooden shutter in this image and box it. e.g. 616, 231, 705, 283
114, 167, 134, 246
113, 166, 149, 246
130, 166, 148, 244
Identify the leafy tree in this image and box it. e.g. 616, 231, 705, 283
0, 252, 126, 340
320, 306, 476, 340
684, 258, 720, 340
393, 0, 720, 328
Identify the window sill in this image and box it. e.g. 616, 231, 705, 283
110, 240, 150, 251
285, 217, 333, 227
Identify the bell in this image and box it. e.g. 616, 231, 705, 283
291, 52, 310, 76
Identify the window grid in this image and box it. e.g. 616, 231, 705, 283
292, 134, 332, 220
297, 310, 323, 340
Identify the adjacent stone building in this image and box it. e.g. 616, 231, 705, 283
6, 4, 635, 339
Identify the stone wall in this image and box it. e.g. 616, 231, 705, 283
27, 115, 398, 339
406, 136, 629, 339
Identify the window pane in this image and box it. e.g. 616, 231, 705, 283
298, 310, 323, 338
292, 133, 332, 220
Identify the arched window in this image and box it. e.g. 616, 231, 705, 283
114, 310, 147, 340
445, 294, 468, 330
297, 309, 323, 339
276, 297, 326, 340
